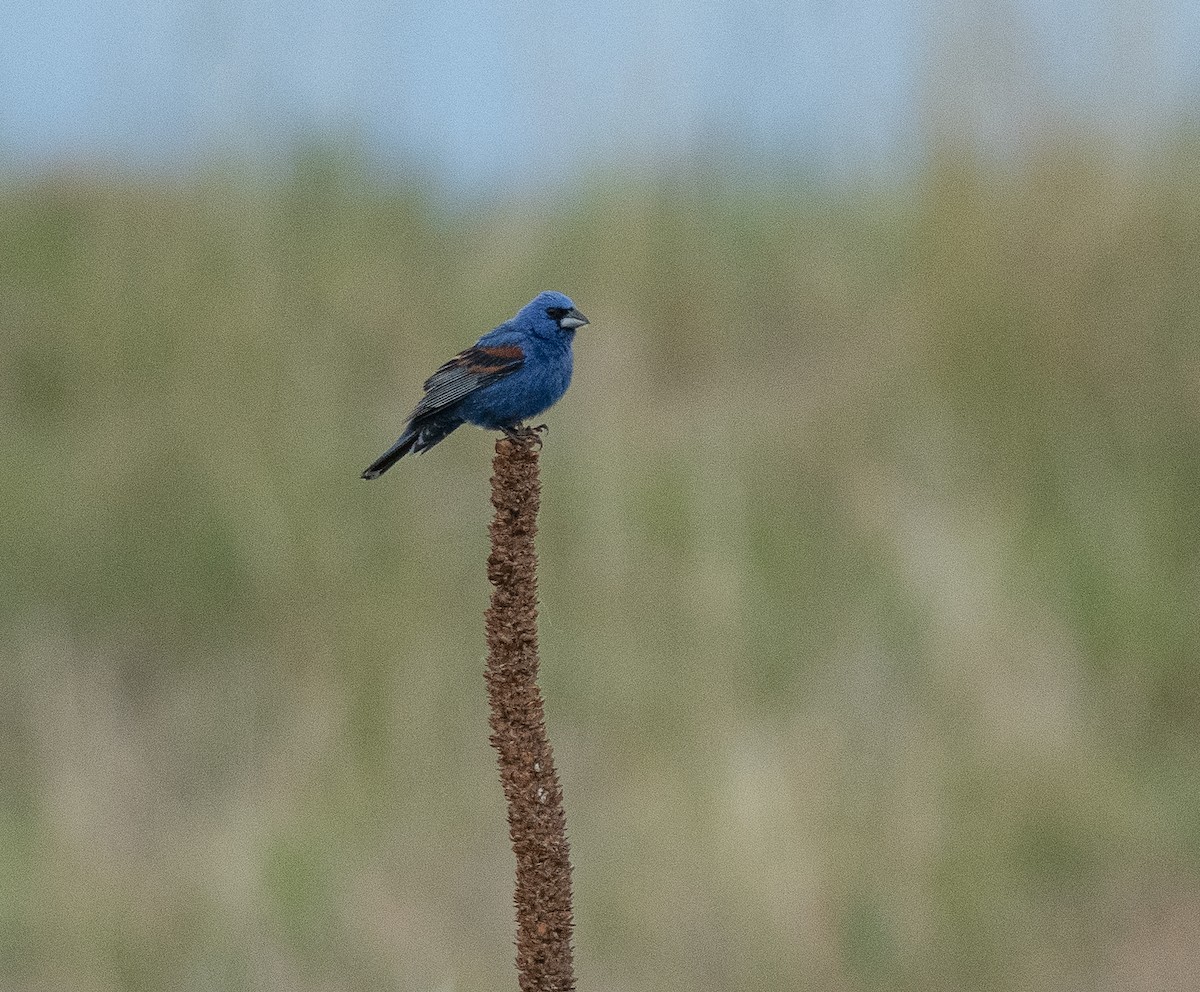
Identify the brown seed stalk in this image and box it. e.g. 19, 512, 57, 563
484, 435, 576, 992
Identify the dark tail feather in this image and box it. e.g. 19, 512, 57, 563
361, 416, 463, 479
361, 429, 418, 479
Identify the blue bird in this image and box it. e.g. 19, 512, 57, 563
362, 291, 589, 479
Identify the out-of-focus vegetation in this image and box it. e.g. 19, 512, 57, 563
2, 143, 1199, 992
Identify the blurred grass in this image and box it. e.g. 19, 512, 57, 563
2, 143, 1199, 991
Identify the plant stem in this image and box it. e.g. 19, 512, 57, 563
484, 436, 576, 992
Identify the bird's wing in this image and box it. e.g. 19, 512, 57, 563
411, 343, 526, 419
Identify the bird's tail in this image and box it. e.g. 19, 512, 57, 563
361, 416, 463, 479
361, 428, 418, 479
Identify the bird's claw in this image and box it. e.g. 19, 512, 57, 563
500, 423, 548, 450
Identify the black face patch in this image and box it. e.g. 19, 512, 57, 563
545, 306, 569, 321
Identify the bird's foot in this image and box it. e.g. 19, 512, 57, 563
500, 423, 547, 449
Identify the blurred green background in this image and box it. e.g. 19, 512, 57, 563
3, 144, 1199, 991
4, 3, 1200, 986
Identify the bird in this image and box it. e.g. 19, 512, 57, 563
361, 291, 589, 479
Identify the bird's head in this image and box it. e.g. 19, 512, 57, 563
521, 290, 589, 336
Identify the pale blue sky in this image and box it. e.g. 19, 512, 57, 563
1, 1, 1197, 191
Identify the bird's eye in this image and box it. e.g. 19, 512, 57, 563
545, 307, 569, 321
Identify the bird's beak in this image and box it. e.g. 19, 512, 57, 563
559, 308, 589, 330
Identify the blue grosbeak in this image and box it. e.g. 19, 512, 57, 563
362, 291, 589, 479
